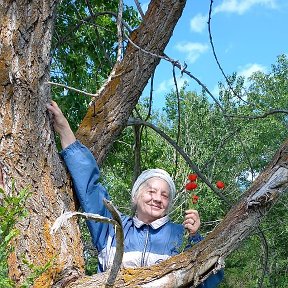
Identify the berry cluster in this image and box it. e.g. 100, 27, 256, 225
185, 173, 225, 207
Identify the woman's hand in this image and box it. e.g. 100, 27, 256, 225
47, 101, 76, 149
183, 209, 201, 236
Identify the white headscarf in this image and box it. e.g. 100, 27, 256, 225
131, 169, 176, 207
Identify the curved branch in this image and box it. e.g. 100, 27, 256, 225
124, 31, 224, 111
207, 0, 251, 106
104, 199, 124, 288
51, 199, 124, 288
127, 117, 230, 205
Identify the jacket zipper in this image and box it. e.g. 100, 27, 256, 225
140, 225, 149, 267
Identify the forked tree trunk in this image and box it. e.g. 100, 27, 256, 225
1, 0, 287, 287
0, 0, 188, 287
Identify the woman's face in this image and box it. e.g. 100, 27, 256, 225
134, 177, 170, 224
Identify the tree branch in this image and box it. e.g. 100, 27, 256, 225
51, 199, 124, 288
124, 31, 224, 111
208, 0, 251, 105
134, 0, 145, 19
127, 117, 229, 205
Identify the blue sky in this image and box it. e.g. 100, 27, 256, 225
124, 0, 288, 109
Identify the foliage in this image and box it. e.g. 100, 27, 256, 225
50, 0, 140, 134
0, 184, 30, 287
0, 185, 53, 287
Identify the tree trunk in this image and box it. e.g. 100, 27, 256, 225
76, 0, 187, 165
0, 1, 84, 286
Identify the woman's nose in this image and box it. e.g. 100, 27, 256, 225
152, 192, 162, 202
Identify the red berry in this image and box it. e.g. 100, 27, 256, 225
192, 194, 199, 204
185, 182, 198, 190
216, 181, 225, 189
188, 173, 198, 181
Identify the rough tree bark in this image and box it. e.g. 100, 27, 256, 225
0, 0, 85, 287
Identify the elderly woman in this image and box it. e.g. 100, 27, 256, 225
47, 101, 224, 287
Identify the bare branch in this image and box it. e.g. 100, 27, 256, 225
172, 64, 181, 176
127, 118, 230, 205
46, 81, 96, 97
104, 199, 124, 288
124, 32, 224, 111
144, 70, 155, 122
133, 125, 142, 182
116, 0, 124, 63
134, 0, 145, 19
208, 0, 251, 106
51, 199, 124, 288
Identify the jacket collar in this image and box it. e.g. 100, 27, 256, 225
133, 215, 170, 229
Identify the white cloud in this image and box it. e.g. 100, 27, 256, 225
238, 63, 267, 78
190, 13, 207, 33
174, 42, 209, 63
189, 0, 277, 34
155, 76, 190, 95
214, 0, 277, 15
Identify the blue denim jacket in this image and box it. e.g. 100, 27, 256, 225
61, 140, 224, 287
